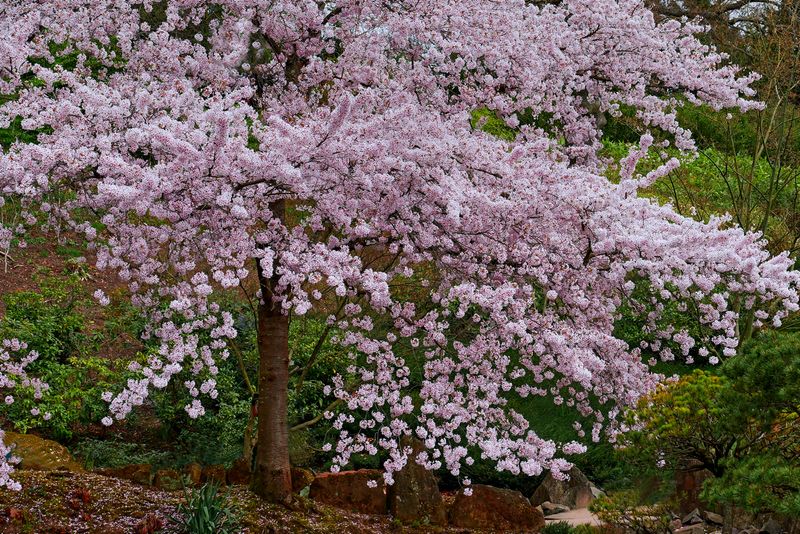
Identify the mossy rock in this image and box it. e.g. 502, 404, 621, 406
3, 432, 84, 473
153, 469, 183, 491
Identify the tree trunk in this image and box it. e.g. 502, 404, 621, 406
250, 199, 293, 503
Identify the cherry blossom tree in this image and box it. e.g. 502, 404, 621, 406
1, 0, 798, 501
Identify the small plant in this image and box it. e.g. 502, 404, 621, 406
541, 521, 576, 534
171, 482, 242, 534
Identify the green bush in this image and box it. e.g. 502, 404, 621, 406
72, 438, 177, 470
0, 272, 126, 438
0, 271, 87, 365
590, 491, 673, 534
619, 330, 800, 518
541, 521, 577, 534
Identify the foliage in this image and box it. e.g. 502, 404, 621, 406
0, 273, 124, 439
541, 521, 578, 534
621, 331, 800, 517
704, 454, 800, 518
171, 482, 243, 534
590, 491, 673, 534
72, 438, 177, 471
0, 271, 87, 365
620, 370, 733, 477
702, 331, 800, 517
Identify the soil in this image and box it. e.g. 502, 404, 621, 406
0, 470, 477, 534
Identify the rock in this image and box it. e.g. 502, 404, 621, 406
760, 519, 782, 534
449, 484, 545, 531
675, 463, 714, 514
387, 438, 447, 526
671, 518, 684, 532
226, 458, 251, 485
590, 483, 606, 499
184, 462, 202, 486
200, 464, 226, 486
291, 466, 315, 493
703, 511, 724, 526
675, 525, 705, 534
153, 469, 183, 491
2, 432, 84, 473
683, 508, 704, 525
541, 501, 571, 516
309, 469, 387, 515
530, 466, 599, 508
95, 464, 152, 486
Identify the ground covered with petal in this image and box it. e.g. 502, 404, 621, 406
0, 471, 488, 533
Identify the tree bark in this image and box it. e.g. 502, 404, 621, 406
250, 199, 293, 503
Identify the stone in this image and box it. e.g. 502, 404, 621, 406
760, 519, 782, 534
387, 438, 447, 526
703, 511, 724, 526
670, 518, 684, 532
2, 432, 84, 473
153, 468, 183, 491
683, 508, 704, 525
184, 462, 203, 486
291, 466, 315, 493
675, 525, 705, 534
530, 466, 599, 508
226, 458, 251, 485
201, 464, 226, 486
95, 464, 152, 486
675, 462, 714, 514
449, 484, 545, 531
309, 469, 387, 515
541, 501, 571, 516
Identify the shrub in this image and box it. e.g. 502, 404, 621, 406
0, 272, 125, 438
541, 521, 577, 534
619, 330, 800, 518
0, 271, 87, 365
590, 491, 673, 534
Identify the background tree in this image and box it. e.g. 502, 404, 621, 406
620, 331, 800, 520
1, 0, 798, 503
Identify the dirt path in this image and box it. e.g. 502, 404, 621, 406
545, 508, 602, 527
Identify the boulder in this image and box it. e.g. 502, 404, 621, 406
201, 464, 226, 486
675, 462, 714, 515
291, 466, 315, 493
541, 501, 571, 516
309, 469, 387, 515
153, 469, 183, 491
760, 519, 782, 534
2, 432, 84, 473
226, 458, 251, 485
96, 463, 152, 485
703, 511, 724, 526
387, 438, 447, 526
675, 525, 705, 534
531, 466, 601, 508
184, 462, 203, 486
449, 484, 545, 531
683, 508, 704, 525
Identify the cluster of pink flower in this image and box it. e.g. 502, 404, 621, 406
0, 340, 50, 489
0, 0, 797, 491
